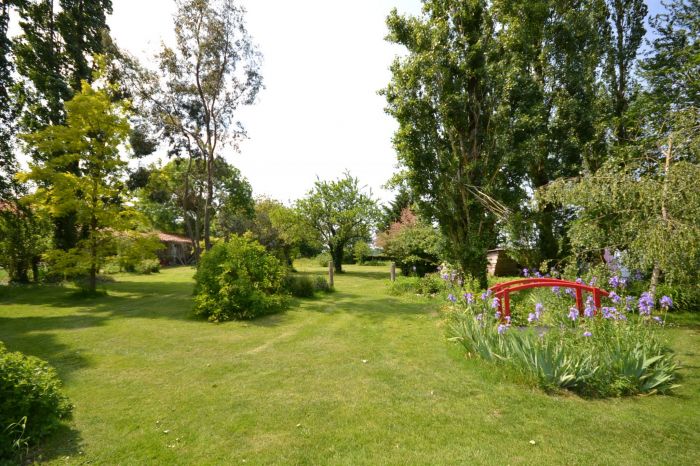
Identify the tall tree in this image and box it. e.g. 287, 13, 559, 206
12, 0, 113, 249
541, 0, 700, 296
493, 0, 609, 266
130, 0, 262, 251
383, 0, 509, 287
19, 82, 131, 293
0, 0, 23, 198
603, 0, 647, 144
297, 173, 379, 273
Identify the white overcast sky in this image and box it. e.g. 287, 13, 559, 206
109, 0, 423, 205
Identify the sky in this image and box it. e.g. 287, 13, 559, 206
109, 0, 423, 205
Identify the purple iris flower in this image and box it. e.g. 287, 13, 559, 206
638, 292, 654, 316
609, 276, 620, 288
534, 271, 542, 278
609, 291, 621, 304
522, 268, 529, 277
583, 331, 592, 337
575, 277, 583, 284
625, 296, 636, 311
528, 313, 537, 323
491, 297, 500, 309
653, 316, 663, 324
497, 324, 508, 335
659, 296, 673, 310
552, 286, 560, 295
584, 306, 594, 318
568, 307, 578, 321
481, 289, 492, 301
448, 294, 456, 303
589, 277, 597, 286
464, 292, 474, 304
565, 288, 576, 298
476, 313, 483, 321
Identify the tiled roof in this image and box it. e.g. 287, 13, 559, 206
157, 232, 192, 244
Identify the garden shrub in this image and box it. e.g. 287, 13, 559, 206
133, 258, 160, 275
193, 234, 288, 321
388, 272, 450, 296
0, 342, 72, 459
283, 275, 315, 298
313, 276, 332, 293
316, 252, 331, 267
656, 283, 700, 313
445, 283, 680, 397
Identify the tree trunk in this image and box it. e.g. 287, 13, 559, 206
332, 246, 343, 273
31, 256, 40, 283
203, 153, 214, 251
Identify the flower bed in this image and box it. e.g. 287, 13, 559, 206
446, 277, 680, 397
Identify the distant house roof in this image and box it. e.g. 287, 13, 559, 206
157, 232, 192, 244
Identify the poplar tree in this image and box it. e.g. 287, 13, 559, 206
383, 0, 506, 286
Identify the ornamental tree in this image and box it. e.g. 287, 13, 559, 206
296, 173, 379, 273
19, 82, 131, 292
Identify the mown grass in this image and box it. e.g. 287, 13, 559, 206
0, 263, 699, 465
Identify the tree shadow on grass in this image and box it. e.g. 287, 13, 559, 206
23, 423, 83, 466
0, 323, 95, 383
0, 279, 195, 322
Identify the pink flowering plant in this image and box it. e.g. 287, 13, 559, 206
445, 276, 679, 397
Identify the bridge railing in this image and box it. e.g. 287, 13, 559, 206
488, 278, 610, 318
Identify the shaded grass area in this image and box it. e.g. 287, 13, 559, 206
0, 264, 698, 464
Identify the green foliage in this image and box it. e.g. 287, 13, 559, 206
130, 0, 262, 250
0, 342, 72, 460
297, 172, 379, 273
193, 234, 288, 321
19, 82, 132, 292
446, 293, 680, 397
316, 251, 331, 267
112, 232, 164, 274
0, 201, 51, 283
377, 208, 441, 277
312, 275, 332, 293
353, 241, 372, 265
388, 273, 449, 297
226, 198, 316, 267
656, 283, 700, 314
282, 275, 315, 298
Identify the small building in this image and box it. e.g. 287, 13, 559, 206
486, 248, 520, 276
157, 232, 194, 265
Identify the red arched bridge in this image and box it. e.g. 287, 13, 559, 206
488, 278, 611, 318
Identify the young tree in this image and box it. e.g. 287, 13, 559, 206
19, 82, 131, 293
297, 173, 379, 273
130, 0, 262, 251
376, 208, 442, 277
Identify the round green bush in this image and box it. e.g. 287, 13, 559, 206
0, 342, 72, 459
193, 234, 288, 321
282, 275, 315, 298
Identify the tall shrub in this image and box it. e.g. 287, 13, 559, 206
193, 234, 287, 321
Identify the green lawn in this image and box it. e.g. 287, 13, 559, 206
1, 264, 699, 465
